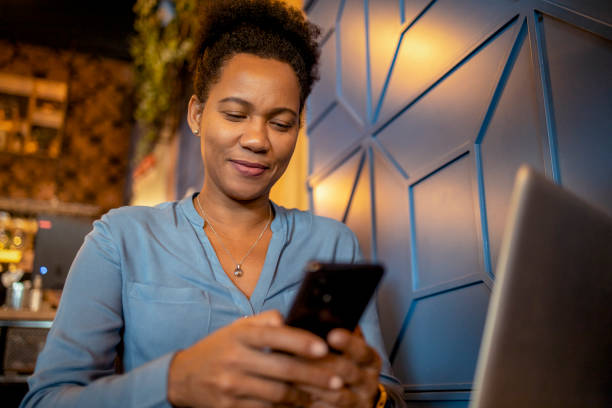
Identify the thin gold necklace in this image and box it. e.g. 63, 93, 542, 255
196, 195, 272, 278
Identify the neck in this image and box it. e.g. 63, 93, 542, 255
195, 182, 272, 233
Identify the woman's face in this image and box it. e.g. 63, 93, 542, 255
188, 53, 301, 202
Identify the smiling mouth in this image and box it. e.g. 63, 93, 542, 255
230, 159, 269, 177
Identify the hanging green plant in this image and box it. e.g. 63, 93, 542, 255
130, 0, 199, 164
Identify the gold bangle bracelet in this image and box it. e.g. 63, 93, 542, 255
375, 383, 388, 408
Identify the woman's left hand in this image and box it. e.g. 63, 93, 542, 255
297, 328, 382, 407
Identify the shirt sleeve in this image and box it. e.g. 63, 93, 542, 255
20, 215, 174, 408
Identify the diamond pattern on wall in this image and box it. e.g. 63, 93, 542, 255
539, 13, 612, 215
308, 103, 364, 175
306, 0, 612, 397
372, 145, 412, 354
478, 22, 545, 272
392, 282, 490, 388
307, 31, 337, 126
311, 149, 363, 222
376, 0, 516, 123
344, 148, 373, 259
411, 153, 481, 289
338, 0, 370, 124
377, 19, 518, 176
368, 0, 405, 114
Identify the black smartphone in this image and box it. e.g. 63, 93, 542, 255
285, 261, 385, 340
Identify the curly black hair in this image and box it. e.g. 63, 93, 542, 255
192, 0, 321, 113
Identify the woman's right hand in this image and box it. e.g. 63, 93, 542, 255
167, 310, 345, 408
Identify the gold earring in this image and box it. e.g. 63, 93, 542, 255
194, 129, 200, 135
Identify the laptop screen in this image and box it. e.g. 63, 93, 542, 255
470, 166, 612, 407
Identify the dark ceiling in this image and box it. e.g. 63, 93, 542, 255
0, 0, 137, 60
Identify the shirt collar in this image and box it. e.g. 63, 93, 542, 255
179, 192, 286, 234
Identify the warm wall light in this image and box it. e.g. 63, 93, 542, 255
312, 173, 354, 220
397, 25, 457, 85
313, 183, 335, 208
401, 36, 434, 63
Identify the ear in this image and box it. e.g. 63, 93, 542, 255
187, 94, 204, 135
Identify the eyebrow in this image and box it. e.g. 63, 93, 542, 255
218, 97, 298, 118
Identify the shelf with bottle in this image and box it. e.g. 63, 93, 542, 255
0, 72, 67, 159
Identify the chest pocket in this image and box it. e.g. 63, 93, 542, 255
125, 282, 211, 359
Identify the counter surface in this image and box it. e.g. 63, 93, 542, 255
0, 306, 56, 322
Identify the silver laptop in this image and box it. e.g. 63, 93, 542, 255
470, 166, 612, 408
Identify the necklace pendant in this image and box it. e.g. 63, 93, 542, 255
233, 265, 244, 277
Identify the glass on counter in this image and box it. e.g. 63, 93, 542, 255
0, 211, 38, 309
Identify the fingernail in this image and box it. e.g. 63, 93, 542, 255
311, 342, 327, 357
328, 330, 343, 344
329, 376, 343, 389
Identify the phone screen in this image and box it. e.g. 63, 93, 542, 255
285, 262, 384, 339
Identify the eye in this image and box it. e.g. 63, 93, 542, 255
270, 121, 293, 131
223, 112, 247, 122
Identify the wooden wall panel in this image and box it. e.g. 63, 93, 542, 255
0, 40, 133, 212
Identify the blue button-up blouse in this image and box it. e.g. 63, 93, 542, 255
20, 194, 398, 407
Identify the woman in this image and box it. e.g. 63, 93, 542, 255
21, 1, 404, 407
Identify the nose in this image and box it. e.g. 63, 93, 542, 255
239, 119, 270, 153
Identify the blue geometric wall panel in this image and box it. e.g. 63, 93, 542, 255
377, 20, 518, 176
411, 153, 482, 290
372, 145, 412, 354
308, 103, 363, 174
345, 148, 373, 260
479, 21, 546, 272
339, 0, 369, 124
539, 14, 612, 215
307, 30, 337, 126
368, 0, 411, 113
546, 0, 612, 25
310, 149, 363, 222
402, 0, 435, 26
305, 0, 612, 403
376, 0, 517, 123
306, 0, 342, 38
392, 282, 490, 389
